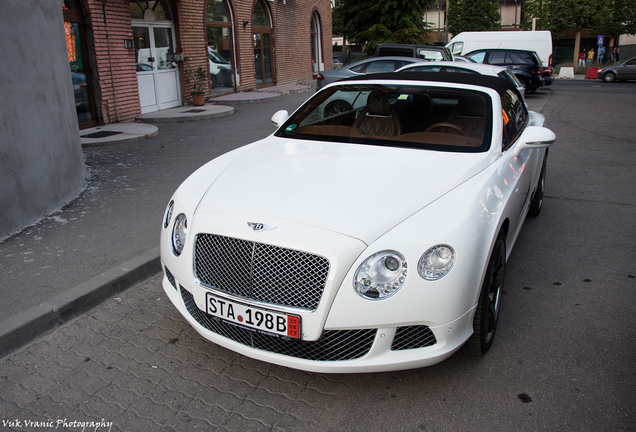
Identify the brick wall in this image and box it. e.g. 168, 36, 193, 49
175, 0, 333, 93
175, 0, 208, 104
82, 0, 331, 124
85, 0, 140, 124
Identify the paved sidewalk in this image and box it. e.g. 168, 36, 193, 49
0, 274, 363, 431
0, 89, 313, 358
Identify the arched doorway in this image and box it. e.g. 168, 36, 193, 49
311, 12, 323, 75
253, 0, 274, 87
62, 0, 98, 129
207, 0, 235, 96
131, 0, 181, 114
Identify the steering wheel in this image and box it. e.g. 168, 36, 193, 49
324, 100, 352, 117
425, 122, 468, 136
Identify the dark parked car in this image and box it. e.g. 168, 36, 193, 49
375, 44, 453, 61
597, 57, 636, 82
316, 56, 426, 89
464, 49, 545, 93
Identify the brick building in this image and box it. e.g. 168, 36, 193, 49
63, 0, 332, 128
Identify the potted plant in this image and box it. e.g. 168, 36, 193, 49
185, 66, 208, 106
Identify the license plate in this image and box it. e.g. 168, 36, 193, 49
205, 292, 301, 339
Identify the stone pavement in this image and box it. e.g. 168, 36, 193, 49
0, 274, 364, 432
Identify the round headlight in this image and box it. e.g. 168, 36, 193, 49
353, 251, 407, 300
418, 245, 455, 281
171, 213, 187, 256
163, 200, 174, 229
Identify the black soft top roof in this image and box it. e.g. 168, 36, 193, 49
336, 71, 517, 97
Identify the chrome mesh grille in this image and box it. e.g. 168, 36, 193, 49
391, 325, 437, 350
180, 286, 376, 361
194, 234, 330, 311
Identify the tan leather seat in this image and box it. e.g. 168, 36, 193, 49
352, 91, 401, 136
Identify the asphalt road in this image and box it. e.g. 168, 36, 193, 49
1, 80, 635, 431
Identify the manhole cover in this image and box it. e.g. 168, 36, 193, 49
182, 109, 207, 113
81, 131, 122, 139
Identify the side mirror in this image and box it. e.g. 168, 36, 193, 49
271, 110, 289, 128
513, 126, 556, 157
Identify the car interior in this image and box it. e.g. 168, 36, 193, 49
281, 85, 491, 152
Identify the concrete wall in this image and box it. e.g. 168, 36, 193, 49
0, 0, 87, 240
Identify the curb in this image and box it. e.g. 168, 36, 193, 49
0, 247, 161, 358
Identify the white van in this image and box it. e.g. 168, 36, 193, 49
447, 31, 552, 66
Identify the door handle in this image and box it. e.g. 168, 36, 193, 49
148, 57, 155, 62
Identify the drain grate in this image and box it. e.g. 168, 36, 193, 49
81, 131, 122, 139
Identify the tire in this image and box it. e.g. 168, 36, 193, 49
210, 74, 219, 89
603, 72, 616, 83
323, 99, 352, 117
528, 151, 548, 217
462, 231, 506, 356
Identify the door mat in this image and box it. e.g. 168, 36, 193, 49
81, 131, 123, 139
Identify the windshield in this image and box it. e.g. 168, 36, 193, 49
275, 83, 492, 153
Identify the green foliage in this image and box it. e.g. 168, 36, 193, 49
185, 66, 208, 95
521, 0, 551, 31
522, 0, 604, 36
589, 0, 636, 36
447, 0, 501, 35
333, 0, 436, 54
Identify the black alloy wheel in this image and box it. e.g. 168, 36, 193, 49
462, 231, 506, 355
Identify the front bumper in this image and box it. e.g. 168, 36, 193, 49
162, 265, 475, 373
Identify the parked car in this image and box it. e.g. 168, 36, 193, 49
375, 43, 453, 61
332, 57, 344, 69
316, 56, 425, 89
597, 57, 636, 82
447, 30, 552, 67
464, 49, 545, 93
396, 61, 527, 96
160, 71, 555, 373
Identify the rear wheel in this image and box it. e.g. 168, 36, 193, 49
462, 231, 506, 356
603, 72, 616, 83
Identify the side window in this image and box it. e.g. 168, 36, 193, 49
365, 60, 399, 73
501, 89, 528, 151
489, 51, 506, 64
349, 64, 365, 73
418, 49, 444, 61
468, 51, 486, 63
451, 42, 463, 56
396, 60, 416, 69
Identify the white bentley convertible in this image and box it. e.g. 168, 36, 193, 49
160, 72, 555, 373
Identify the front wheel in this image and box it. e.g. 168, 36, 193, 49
603, 72, 616, 83
462, 231, 506, 356
210, 74, 219, 89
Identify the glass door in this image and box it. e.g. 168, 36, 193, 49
133, 24, 180, 114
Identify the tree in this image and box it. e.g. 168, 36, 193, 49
521, 0, 551, 31
333, 0, 436, 55
590, 0, 636, 39
447, 0, 501, 36
522, 0, 605, 64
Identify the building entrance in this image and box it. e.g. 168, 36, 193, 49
133, 24, 180, 114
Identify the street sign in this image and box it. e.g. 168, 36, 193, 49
598, 35, 604, 46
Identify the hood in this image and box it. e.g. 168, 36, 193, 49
195, 137, 492, 244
